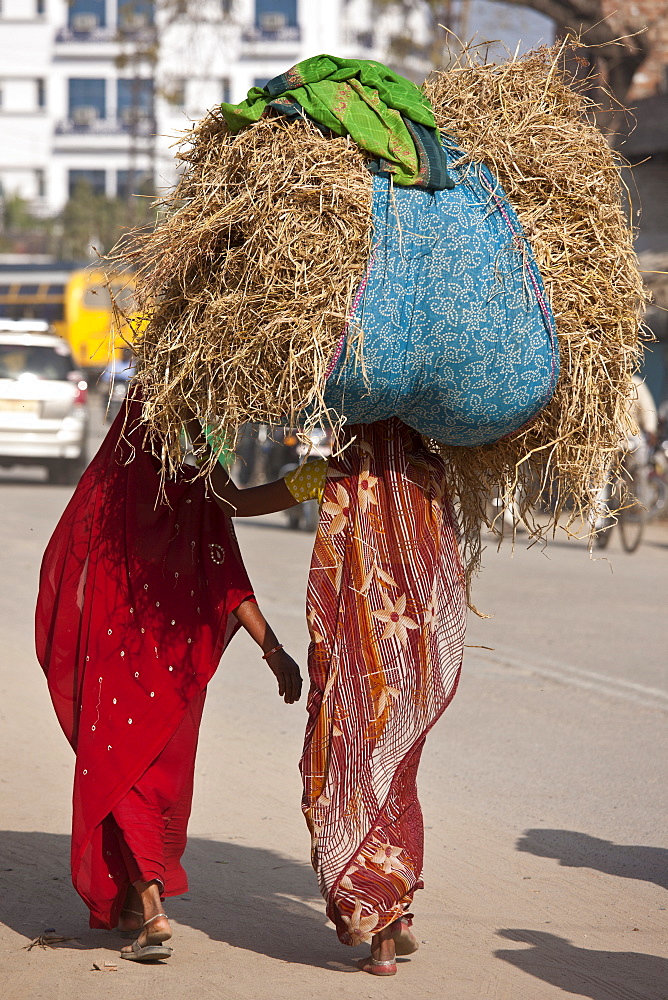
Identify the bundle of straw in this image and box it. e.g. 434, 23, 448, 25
109, 41, 647, 583
111, 113, 372, 463
423, 42, 647, 576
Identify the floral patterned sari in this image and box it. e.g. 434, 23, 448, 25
301, 418, 466, 944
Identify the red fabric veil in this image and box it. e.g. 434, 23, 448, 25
35, 398, 253, 928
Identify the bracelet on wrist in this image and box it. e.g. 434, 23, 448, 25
262, 643, 284, 660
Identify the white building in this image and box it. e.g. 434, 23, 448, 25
0, 0, 383, 215
0, 1, 551, 216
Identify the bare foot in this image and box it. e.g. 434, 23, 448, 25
391, 914, 419, 955
120, 880, 172, 955
358, 923, 397, 976
118, 884, 143, 932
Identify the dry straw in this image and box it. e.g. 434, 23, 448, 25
423, 41, 647, 580
108, 41, 647, 585
109, 113, 373, 464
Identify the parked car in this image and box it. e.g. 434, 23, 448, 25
0, 320, 89, 484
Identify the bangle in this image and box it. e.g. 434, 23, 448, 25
262, 643, 284, 660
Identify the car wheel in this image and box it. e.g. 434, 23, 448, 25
47, 454, 87, 486
46, 462, 65, 485
62, 458, 85, 486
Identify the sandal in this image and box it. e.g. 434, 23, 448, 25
120, 913, 173, 962
357, 955, 397, 976
358, 955, 397, 976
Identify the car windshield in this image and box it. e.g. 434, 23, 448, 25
0, 343, 74, 381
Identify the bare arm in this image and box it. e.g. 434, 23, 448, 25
185, 417, 298, 517
209, 464, 298, 517
233, 598, 302, 704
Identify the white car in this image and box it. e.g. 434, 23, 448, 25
0, 320, 89, 484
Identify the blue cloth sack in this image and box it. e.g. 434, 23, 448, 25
323, 137, 559, 446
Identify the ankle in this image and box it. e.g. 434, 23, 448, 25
371, 927, 396, 962
133, 879, 166, 922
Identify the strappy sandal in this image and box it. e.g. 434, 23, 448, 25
120, 913, 173, 962
391, 911, 419, 955
358, 955, 398, 976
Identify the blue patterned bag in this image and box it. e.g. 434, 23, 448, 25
323, 137, 559, 446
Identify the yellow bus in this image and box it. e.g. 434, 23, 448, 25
0, 263, 134, 375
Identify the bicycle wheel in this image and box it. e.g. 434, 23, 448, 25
646, 471, 668, 518
594, 522, 613, 549
618, 466, 645, 553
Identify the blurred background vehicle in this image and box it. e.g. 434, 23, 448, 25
98, 348, 136, 422
277, 426, 332, 532
647, 435, 668, 518
0, 319, 89, 484
0, 263, 135, 382
231, 423, 332, 531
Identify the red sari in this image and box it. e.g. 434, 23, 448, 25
35, 399, 254, 928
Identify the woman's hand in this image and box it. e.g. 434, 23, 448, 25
265, 648, 303, 704
232, 599, 303, 703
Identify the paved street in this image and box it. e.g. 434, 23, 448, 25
0, 409, 666, 1000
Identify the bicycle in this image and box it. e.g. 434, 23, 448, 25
646, 439, 668, 519
594, 449, 648, 553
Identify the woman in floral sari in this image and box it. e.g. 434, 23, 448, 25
197, 416, 467, 976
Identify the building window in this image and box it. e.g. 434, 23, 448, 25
221, 77, 231, 103
35, 168, 46, 198
68, 0, 106, 31
117, 78, 154, 124
255, 0, 297, 31
36, 78, 46, 109
68, 79, 106, 124
36, 0, 46, 14
118, 1, 154, 32
116, 169, 153, 198
164, 78, 186, 107
69, 169, 106, 197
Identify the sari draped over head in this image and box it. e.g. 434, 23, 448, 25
301, 418, 466, 944
35, 397, 254, 928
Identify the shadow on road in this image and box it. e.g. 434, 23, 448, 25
0, 472, 50, 487
516, 828, 668, 890
0, 830, 359, 971
495, 928, 668, 1000
234, 517, 304, 534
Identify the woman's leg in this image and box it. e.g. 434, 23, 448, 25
121, 880, 172, 952
113, 690, 206, 942
358, 924, 397, 976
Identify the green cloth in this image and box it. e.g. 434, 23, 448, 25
204, 425, 235, 470
220, 54, 438, 188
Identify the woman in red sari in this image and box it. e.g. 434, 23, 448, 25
35, 399, 302, 961
197, 417, 467, 976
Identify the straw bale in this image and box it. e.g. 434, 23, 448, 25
423, 43, 647, 581
108, 42, 647, 587
109, 110, 373, 466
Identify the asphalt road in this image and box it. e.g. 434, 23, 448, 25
0, 405, 666, 1000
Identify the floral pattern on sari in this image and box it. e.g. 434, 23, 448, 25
300, 418, 466, 944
